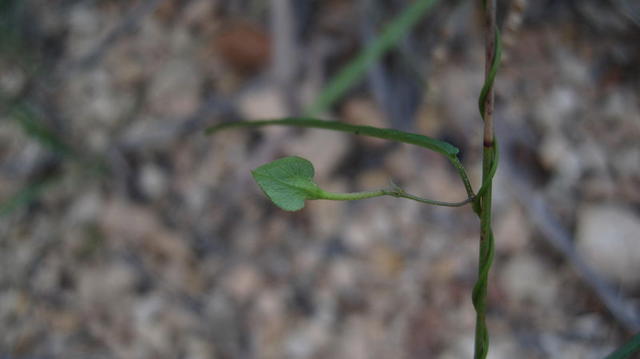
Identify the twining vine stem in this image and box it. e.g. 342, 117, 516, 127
206, 2, 502, 356
472, 0, 501, 358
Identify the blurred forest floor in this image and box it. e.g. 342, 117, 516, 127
1, 0, 640, 358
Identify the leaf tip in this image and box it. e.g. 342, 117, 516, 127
204, 124, 222, 135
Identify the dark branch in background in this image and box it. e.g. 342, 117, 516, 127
360, 0, 423, 131
271, 0, 302, 114
521, 187, 640, 333
72, 0, 168, 69
498, 123, 640, 333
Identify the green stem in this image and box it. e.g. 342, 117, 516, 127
605, 332, 640, 359
305, 0, 440, 115
450, 155, 476, 200
319, 189, 387, 201
385, 189, 474, 207
319, 188, 473, 207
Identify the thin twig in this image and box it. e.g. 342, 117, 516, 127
498, 122, 640, 333
271, 0, 301, 114
521, 186, 640, 332
73, 0, 168, 69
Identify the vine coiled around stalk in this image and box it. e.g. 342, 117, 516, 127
471, 0, 502, 358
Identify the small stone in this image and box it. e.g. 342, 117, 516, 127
0, 65, 26, 97
284, 321, 329, 359
237, 85, 288, 121
494, 205, 530, 254
436, 67, 483, 130
67, 191, 102, 225
182, 0, 218, 29
147, 58, 202, 117
328, 258, 358, 290
540, 134, 582, 184
612, 148, 640, 179
369, 245, 405, 279
306, 185, 347, 238
603, 90, 638, 121
284, 130, 349, 180
66, 4, 107, 59
223, 264, 262, 303
539, 333, 612, 359
576, 204, 640, 286
341, 98, 388, 147
383, 146, 419, 184
501, 253, 558, 306
581, 175, 616, 200
344, 207, 392, 253
534, 87, 578, 132
557, 51, 590, 86
356, 168, 389, 190
487, 335, 523, 359
134, 296, 168, 351
79, 263, 136, 306
439, 335, 474, 359
573, 314, 608, 339
577, 142, 608, 174
64, 69, 135, 128
139, 164, 168, 200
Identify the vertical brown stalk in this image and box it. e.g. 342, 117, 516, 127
473, 0, 500, 358
482, 0, 496, 147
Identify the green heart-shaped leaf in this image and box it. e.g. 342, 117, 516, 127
251, 156, 325, 211
251, 156, 472, 210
